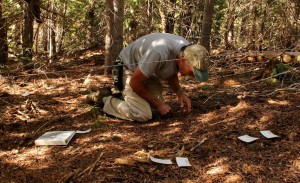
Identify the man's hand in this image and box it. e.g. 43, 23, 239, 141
167, 74, 192, 113
177, 92, 191, 112
157, 103, 172, 115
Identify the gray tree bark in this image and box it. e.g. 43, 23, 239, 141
201, 0, 215, 52
112, 0, 124, 62
0, 0, 8, 67
104, 0, 114, 75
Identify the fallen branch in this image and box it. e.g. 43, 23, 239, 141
203, 93, 218, 104
190, 137, 207, 152
78, 152, 104, 177
264, 82, 300, 96
244, 67, 300, 85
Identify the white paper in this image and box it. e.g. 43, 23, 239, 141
75, 129, 91, 134
21, 92, 30, 97
35, 129, 91, 146
260, 130, 279, 138
238, 135, 259, 143
149, 156, 172, 164
176, 157, 191, 167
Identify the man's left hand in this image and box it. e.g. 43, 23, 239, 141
177, 92, 191, 112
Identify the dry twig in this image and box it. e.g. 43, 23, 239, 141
78, 152, 104, 177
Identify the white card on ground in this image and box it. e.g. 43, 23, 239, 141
21, 92, 30, 97
149, 156, 172, 164
176, 157, 191, 167
260, 130, 279, 138
35, 129, 91, 146
238, 135, 259, 143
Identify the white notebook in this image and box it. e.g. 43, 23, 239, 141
35, 129, 91, 146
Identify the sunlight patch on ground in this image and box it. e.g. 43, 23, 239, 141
268, 99, 290, 105
259, 115, 270, 123
291, 157, 300, 172
0, 150, 7, 158
246, 124, 258, 130
114, 149, 149, 165
95, 75, 112, 83
224, 174, 243, 183
206, 165, 229, 175
144, 121, 162, 127
84, 74, 113, 88
242, 163, 263, 176
205, 158, 229, 175
127, 136, 142, 143
168, 122, 183, 127
5, 147, 51, 169
8, 132, 29, 138
201, 111, 218, 123
52, 96, 79, 104
82, 132, 125, 144
223, 79, 242, 88
255, 113, 272, 129
161, 127, 181, 135
229, 101, 249, 113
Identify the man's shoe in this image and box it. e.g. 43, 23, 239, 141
86, 87, 112, 107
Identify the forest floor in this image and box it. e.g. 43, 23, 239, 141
0, 49, 300, 183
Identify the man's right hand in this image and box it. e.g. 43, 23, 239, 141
157, 103, 172, 115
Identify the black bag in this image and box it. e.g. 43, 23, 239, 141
113, 60, 124, 92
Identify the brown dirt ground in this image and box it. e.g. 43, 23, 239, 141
0, 50, 300, 183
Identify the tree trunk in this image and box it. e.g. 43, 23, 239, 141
13, 18, 22, 57
42, 23, 48, 52
224, 0, 235, 49
87, 1, 96, 47
285, 0, 299, 48
259, 0, 268, 51
179, 1, 192, 38
23, 0, 35, 64
58, 0, 68, 53
201, 0, 215, 52
49, 1, 56, 61
112, 0, 124, 62
248, 1, 257, 50
239, 12, 247, 48
147, 0, 154, 33
159, 0, 183, 34
165, 0, 176, 33
157, 1, 167, 32
0, 0, 8, 67
104, 0, 114, 75
50, 26, 56, 58
34, 24, 41, 53
42, 2, 50, 54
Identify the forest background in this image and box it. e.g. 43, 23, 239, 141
1, 0, 299, 68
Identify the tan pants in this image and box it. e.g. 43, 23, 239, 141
103, 69, 163, 122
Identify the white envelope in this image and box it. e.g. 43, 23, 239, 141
238, 135, 259, 143
260, 130, 279, 138
176, 157, 191, 167
149, 156, 172, 164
